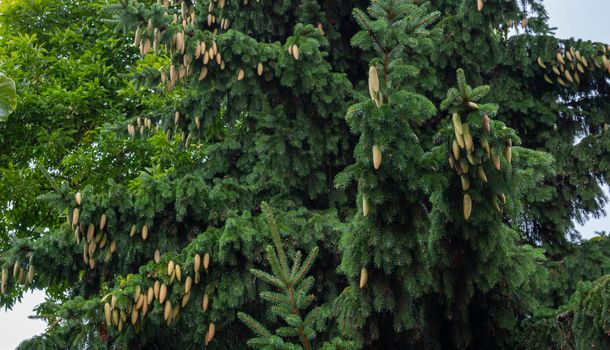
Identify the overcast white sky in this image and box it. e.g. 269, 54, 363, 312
0, 1, 609, 349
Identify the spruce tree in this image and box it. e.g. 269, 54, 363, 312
424, 69, 551, 348
4, 0, 358, 348
334, 3, 551, 344
1, 0, 609, 349
333, 0, 441, 344
421, 0, 610, 247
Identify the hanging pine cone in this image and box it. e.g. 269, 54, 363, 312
362, 195, 370, 217
359, 267, 368, 288
477, 0, 484, 11
372, 145, 382, 170
99, 323, 108, 342
463, 193, 472, 220
482, 114, 490, 132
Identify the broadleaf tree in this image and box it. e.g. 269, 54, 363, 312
0, 74, 16, 120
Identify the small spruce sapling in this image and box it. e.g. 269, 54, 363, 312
238, 203, 353, 350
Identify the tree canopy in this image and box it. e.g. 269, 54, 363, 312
0, 0, 609, 349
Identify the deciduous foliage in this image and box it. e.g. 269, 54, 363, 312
0, 74, 16, 120
0, 0, 155, 253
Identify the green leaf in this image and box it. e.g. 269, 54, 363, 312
0, 74, 16, 121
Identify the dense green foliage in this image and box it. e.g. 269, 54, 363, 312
0, 0, 153, 253
0, 0, 609, 349
516, 235, 610, 349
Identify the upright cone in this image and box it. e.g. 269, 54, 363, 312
104, 303, 112, 327
164, 300, 172, 321
185, 276, 192, 294
167, 261, 175, 276
452, 113, 463, 135
482, 114, 490, 132
130, 224, 137, 237
452, 140, 460, 160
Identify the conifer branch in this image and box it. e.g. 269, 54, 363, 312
413, 11, 441, 31
287, 284, 312, 350
289, 251, 302, 282
368, 0, 385, 18
239, 204, 327, 350
249, 269, 285, 290
237, 312, 273, 339
293, 247, 318, 286
260, 291, 291, 306
457, 68, 469, 100
264, 246, 290, 285
353, 9, 385, 59
262, 202, 291, 280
